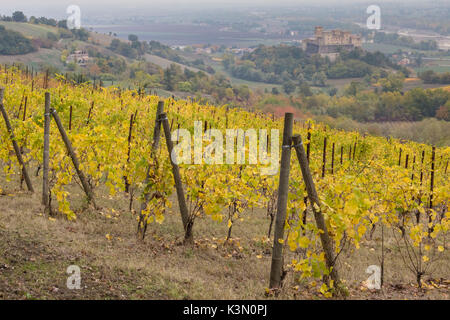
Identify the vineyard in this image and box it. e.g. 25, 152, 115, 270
0, 66, 449, 299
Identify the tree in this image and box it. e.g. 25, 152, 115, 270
435, 102, 450, 121
0, 26, 36, 55
237, 85, 250, 100
419, 70, 450, 84
12, 11, 27, 22
71, 28, 89, 41
109, 39, 138, 59
298, 83, 313, 97
58, 20, 68, 29
47, 32, 58, 41
67, 62, 77, 71
416, 55, 423, 67
344, 81, 365, 96
328, 87, 338, 96
128, 34, 138, 42
164, 66, 177, 91
109, 39, 121, 51
61, 50, 69, 64
297, 73, 306, 86
178, 81, 193, 92
283, 81, 296, 95
225, 88, 235, 101
380, 74, 404, 93
88, 64, 102, 77
312, 71, 327, 87
58, 28, 73, 39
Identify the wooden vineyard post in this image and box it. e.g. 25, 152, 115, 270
302, 123, 311, 229
50, 108, 95, 206
158, 112, 191, 243
429, 146, 435, 234
19, 96, 28, 188
138, 101, 164, 238
292, 134, 345, 296
22, 96, 27, 121
269, 113, 293, 290
420, 150, 425, 185
69, 105, 72, 131
306, 123, 311, 162
43, 92, 50, 207
0, 88, 34, 192
331, 143, 335, 175
44, 69, 49, 89
225, 109, 229, 128
322, 137, 327, 178
17, 94, 24, 119
340, 146, 344, 165
86, 101, 94, 125
417, 150, 425, 223
124, 113, 134, 193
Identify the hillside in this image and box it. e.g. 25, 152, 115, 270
144, 53, 201, 73
0, 68, 448, 300
0, 21, 58, 38
0, 21, 197, 80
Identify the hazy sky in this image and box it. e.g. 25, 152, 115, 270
0, 0, 436, 19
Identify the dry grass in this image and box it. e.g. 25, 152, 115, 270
0, 166, 449, 300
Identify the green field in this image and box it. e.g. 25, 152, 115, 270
415, 65, 450, 73
0, 48, 63, 70
210, 62, 282, 92
0, 21, 58, 38
144, 54, 201, 73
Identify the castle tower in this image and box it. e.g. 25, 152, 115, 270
315, 26, 323, 38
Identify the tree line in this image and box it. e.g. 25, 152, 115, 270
0, 25, 36, 55
419, 70, 450, 84
373, 32, 439, 51
222, 45, 407, 87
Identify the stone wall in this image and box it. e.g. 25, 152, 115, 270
304, 27, 362, 55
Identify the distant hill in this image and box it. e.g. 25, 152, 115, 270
223, 45, 403, 85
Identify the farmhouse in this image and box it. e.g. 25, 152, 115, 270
66, 50, 90, 67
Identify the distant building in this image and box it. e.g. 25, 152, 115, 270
229, 48, 255, 56
195, 47, 212, 54
398, 58, 411, 66
66, 50, 89, 67
303, 26, 362, 61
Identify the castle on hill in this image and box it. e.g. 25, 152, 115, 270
303, 27, 362, 61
